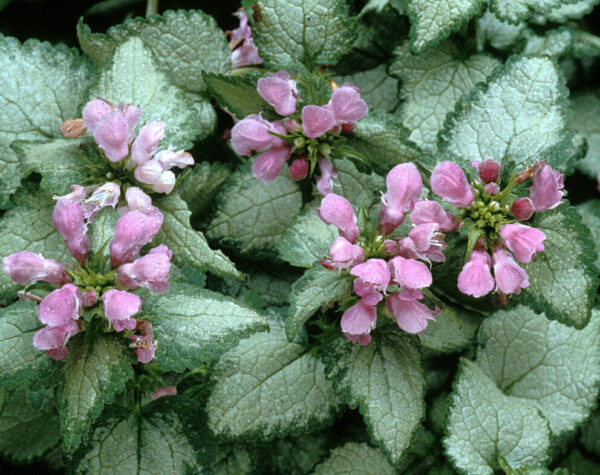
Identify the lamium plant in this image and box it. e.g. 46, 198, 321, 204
1, 0, 600, 474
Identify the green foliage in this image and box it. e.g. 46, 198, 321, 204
418, 305, 481, 353
571, 90, 600, 178
313, 442, 395, 474
323, 331, 426, 465
252, 0, 357, 69
0, 34, 93, 208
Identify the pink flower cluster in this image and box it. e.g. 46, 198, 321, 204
2, 187, 170, 362
318, 163, 446, 344
227, 10, 262, 68
230, 72, 368, 193
430, 160, 564, 297
82, 98, 194, 193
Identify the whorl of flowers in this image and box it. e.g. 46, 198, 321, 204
2, 187, 170, 362
318, 163, 449, 345
230, 71, 368, 194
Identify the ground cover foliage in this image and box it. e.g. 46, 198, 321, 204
1, 0, 600, 473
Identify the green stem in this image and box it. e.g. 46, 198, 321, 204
146, 0, 158, 17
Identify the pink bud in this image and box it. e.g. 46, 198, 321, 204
329, 85, 368, 125
2, 251, 69, 286
102, 289, 141, 332
301, 105, 335, 138
131, 121, 166, 166
110, 208, 164, 267
478, 159, 500, 183
529, 165, 564, 211
351, 259, 390, 306
499, 223, 545, 263
53, 199, 88, 265
230, 115, 286, 156
386, 293, 435, 334
257, 72, 297, 116
252, 146, 291, 182
388, 256, 432, 289
492, 249, 529, 295
82, 290, 98, 307
457, 250, 495, 298
316, 158, 337, 196
379, 163, 422, 235
117, 244, 172, 293
327, 237, 365, 270
431, 162, 475, 208
512, 197, 535, 220
38, 284, 82, 327
33, 320, 80, 359
81, 182, 121, 221
341, 300, 376, 341
289, 157, 309, 181
410, 200, 457, 231
82, 98, 113, 134
151, 386, 177, 400
484, 183, 499, 196
318, 193, 359, 243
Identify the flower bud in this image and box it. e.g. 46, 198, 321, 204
289, 157, 309, 181
512, 197, 535, 220
478, 159, 501, 183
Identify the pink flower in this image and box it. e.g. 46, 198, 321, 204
388, 256, 432, 289
151, 386, 177, 400
130, 121, 166, 166
38, 284, 82, 327
33, 321, 80, 360
82, 290, 98, 307
251, 146, 292, 182
431, 162, 475, 207
134, 148, 194, 194
80, 182, 121, 220
329, 84, 368, 127
379, 163, 422, 235
478, 159, 500, 183
406, 223, 446, 263
499, 223, 545, 263
81, 98, 112, 133
341, 300, 376, 344
230, 115, 286, 156
301, 105, 336, 138
131, 321, 157, 363
289, 157, 309, 181
109, 207, 164, 267
316, 158, 337, 196
102, 289, 141, 332
117, 244, 172, 293
351, 259, 390, 305
124, 187, 153, 212
52, 199, 88, 265
321, 237, 365, 270
229, 10, 262, 68
410, 200, 457, 232
512, 197, 535, 221
386, 293, 435, 334
493, 249, 529, 295
2, 251, 69, 286
529, 165, 564, 211
457, 250, 495, 298
257, 71, 297, 116
317, 193, 359, 243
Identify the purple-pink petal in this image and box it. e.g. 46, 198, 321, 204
493, 249, 529, 295
301, 105, 335, 138
410, 200, 457, 231
499, 223, 545, 263
388, 256, 432, 289
117, 244, 172, 293
329, 85, 368, 124
318, 193, 359, 243
340, 300, 377, 337
130, 121, 166, 166
316, 158, 337, 196
529, 165, 564, 211
38, 284, 82, 327
386, 293, 435, 334
328, 237, 365, 270
257, 74, 297, 116
53, 199, 89, 265
82, 98, 113, 134
102, 289, 141, 332
431, 161, 475, 207
457, 250, 495, 298
230, 115, 286, 156
379, 163, 422, 235
2, 251, 69, 286
109, 208, 164, 267
252, 146, 291, 182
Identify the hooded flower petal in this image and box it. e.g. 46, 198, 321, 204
130, 121, 166, 166
257, 72, 297, 116
329, 85, 368, 125
431, 161, 475, 207
38, 284, 82, 327
117, 244, 172, 293
33, 320, 80, 359
499, 223, 546, 263
317, 193, 359, 243
2, 251, 69, 286
386, 293, 435, 334
102, 289, 141, 332
110, 208, 164, 267
410, 200, 457, 231
229, 10, 262, 68
125, 187, 153, 212
301, 105, 335, 138
340, 300, 376, 340
457, 250, 495, 298
316, 158, 337, 196
230, 115, 286, 156
134, 160, 178, 194
529, 165, 564, 211
93, 110, 135, 162
53, 199, 88, 265
326, 237, 365, 270
351, 259, 390, 305
81, 182, 121, 221
388, 256, 432, 289
493, 249, 529, 295
252, 146, 291, 182
379, 163, 422, 235
82, 98, 113, 134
